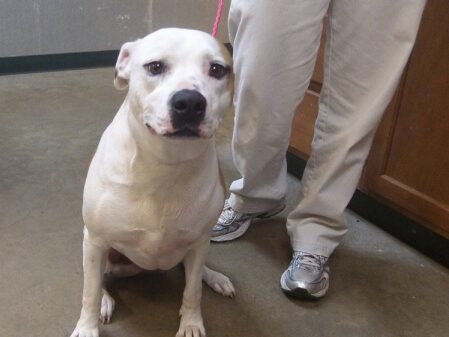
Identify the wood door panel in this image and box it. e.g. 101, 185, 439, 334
367, 174, 448, 237
364, 0, 449, 237
385, 99, 449, 204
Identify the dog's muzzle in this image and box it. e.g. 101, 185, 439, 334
168, 89, 207, 137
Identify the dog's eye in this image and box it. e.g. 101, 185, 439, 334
209, 63, 229, 79
144, 61, 166, 76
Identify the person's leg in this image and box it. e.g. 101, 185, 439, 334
282, 0, 426, 298
212, 0, 330, 242
228, 0, 330, 213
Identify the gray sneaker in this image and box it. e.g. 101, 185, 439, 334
211, 199, 285, 242
280, 251, 330, 299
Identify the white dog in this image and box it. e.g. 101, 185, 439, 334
71, 28, 235, 337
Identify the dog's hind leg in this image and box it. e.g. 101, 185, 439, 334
100, 249, 144, 324
100, 288, 115, 324
202, 265, 235, 298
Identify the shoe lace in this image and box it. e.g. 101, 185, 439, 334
219, 199, 240, 224
292, 251, 326, 272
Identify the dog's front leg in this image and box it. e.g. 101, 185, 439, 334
71, 229, 108, 337
177, 238, 209, 337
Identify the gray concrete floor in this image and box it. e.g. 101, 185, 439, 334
1, 68, 448, 337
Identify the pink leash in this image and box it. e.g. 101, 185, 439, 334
212, 0, 225, 37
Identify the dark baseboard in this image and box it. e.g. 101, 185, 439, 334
286, 152, 449, 268
0, 50, 119, 75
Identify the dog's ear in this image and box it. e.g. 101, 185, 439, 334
114, 41, 137, 90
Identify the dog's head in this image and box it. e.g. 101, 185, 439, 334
114, 28, 233, 139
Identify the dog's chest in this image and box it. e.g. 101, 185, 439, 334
84, 178, 223, 270
112, 226, 197, 270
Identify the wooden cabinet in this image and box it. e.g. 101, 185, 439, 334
288, 0, 449, 238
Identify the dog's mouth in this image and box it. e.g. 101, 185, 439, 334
145, 123, 201, 138
165, 128, 200, 138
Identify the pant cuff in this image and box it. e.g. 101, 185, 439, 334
228, 193, 285, 214
290, 238, 337, 258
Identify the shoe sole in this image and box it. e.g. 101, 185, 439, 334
279, 271, 329, 300
211, 204, 286, 243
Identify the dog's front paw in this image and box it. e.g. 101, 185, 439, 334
210, 274, 235, 298
176, 322, 206, 337
203, 267, 235, 298
176, 310, 206, 337
70, 322, 99, 337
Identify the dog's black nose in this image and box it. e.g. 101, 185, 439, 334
169, 89, 206, 129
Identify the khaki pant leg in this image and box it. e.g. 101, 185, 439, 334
228, 0, 330, 213
287, 0, 426, 257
